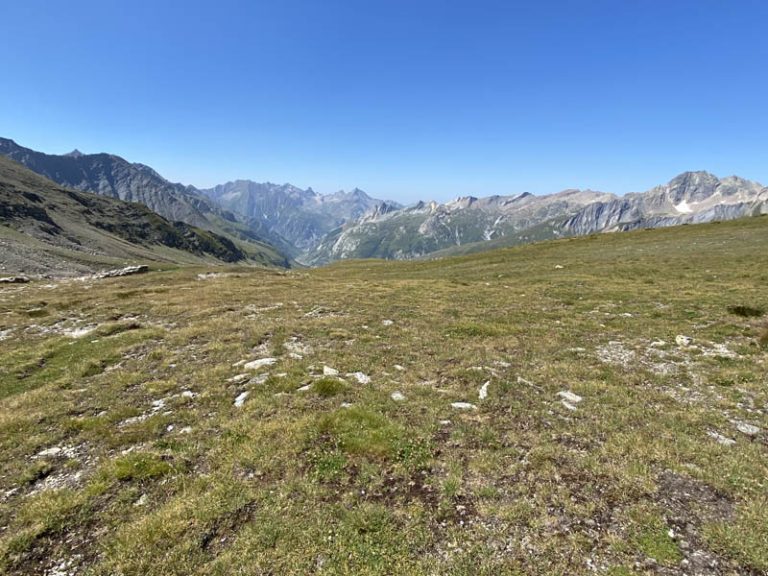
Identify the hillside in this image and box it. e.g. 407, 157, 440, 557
0, 138, 292, 263
0, 157, 287, 275
1, 215, 766, 574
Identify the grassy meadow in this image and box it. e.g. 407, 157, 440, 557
1, 217, 767, 575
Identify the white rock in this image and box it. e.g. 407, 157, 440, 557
134, 493, 148, 507
561, 400, 578, 411
180, 427, 193, 434
675, 335, 693, 347
393, 364, 406, 371
707, 430, 736, 446
451, 402, 477, 410
391, 391, 406, 402
439, 420, 452, 426
557, 390, 583, 404
181, 390, 196, 398
243, 357, 278, 370
650, 340, 667, 347
494, 360, 512, 368
234, 391, 250, 407
63, 326, 97, 338
382, 319, 394, 326
323, 365, 339, 376
288, 352, 303, 360
166, 425, 175, 432
349, 372, 371, 384
554, 265, 564, 269
297, 384, 312, 392
734, 421, 760, 437
478, 381, 490, 400
37, 447, 63, 457
340, 402, 353, 409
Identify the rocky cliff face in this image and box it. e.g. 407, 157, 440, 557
562, 171, 767, 235
309, 172, 767, 262
201, 181, 394, 254
0, 138, 291, 264
308, 189, 614, 262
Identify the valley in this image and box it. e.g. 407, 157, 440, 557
0, 216, 766, 575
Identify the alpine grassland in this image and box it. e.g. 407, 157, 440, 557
1, 217, 766, 575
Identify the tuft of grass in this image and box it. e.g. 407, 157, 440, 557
111, 452, 175, 482
313, 377, 347, 397
727, 305, 764, 318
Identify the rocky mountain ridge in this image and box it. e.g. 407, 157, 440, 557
200, 180, 396, 255
0, 156, 290, 276
309, 171, 767, 262
0, 138, 291, 263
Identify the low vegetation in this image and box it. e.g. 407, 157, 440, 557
0, 217, 766, 575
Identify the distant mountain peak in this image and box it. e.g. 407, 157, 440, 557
64, 149, 85, 158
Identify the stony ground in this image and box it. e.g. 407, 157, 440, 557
0, 218, 767, 575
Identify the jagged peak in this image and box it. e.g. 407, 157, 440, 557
64, 149, 84, 158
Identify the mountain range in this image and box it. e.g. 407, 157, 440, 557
308, 173, 768, 262
1, 137, 766, 267
0, 156, 288, 276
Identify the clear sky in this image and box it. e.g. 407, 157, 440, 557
1, 0, 767, 203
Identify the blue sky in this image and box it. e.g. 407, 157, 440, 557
1, 0, 767, 203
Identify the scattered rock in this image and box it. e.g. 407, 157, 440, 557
227, 373, 250, 384
234, 391, 250, 407
180, 427, 193, 434
596, 341, 636, 367
554, 265, 564, 269
62, 325, 98, 338
97, 265, 149, 279
35, 445, 78, 459
733, 421, 760, 437
391, 391, 406, 402
348, 372, 371, 384
393, 364, 405, 371
340, 402, 353, 409
243, 357, 278, 371
181, 390, 196, 399
323, 365, 339, 376
297, 384, 312, 392
451, 402, 477, 410
134, 494, 148, 507
561, 401, 578, 411
557, 390, 583, 404
650, 340, 667, 347
676, 335, 693, 347
284, 338, 312, 357
707, 431, 735, 446
478, 381, 490, 400
0, 275, 30, 284
382, 319, 394, 326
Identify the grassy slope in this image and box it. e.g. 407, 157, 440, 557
0, 156, 288, 274
0, 217, 766, 575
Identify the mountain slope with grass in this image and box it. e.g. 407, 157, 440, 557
0, 137, 292, 264
1, 215, 766, 574
0, 156, 287, 275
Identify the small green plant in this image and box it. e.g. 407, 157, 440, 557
727, 305, 764, 318
111, 453, 174, 482
314, 377, 346, 397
